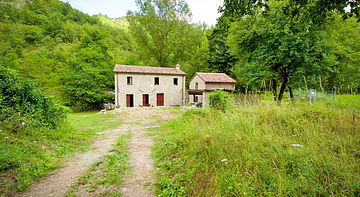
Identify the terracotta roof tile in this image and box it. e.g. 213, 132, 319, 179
196, 72, 237, 83
114, 65, 186, 76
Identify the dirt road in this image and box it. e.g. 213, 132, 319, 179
17, 108, 178, 197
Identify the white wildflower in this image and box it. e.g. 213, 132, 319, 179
21, 122, 25, 126
34, 141, 37, 143
291, 144, 303, 147
221, 159, 228, 163
5, 137, 9, 139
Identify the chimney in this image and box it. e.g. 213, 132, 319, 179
175, 64, 180, 70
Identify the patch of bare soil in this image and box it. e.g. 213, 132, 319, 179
119, 128, 155, 197
16, 108, 178, 197
0, 169, 16, 196
118, 108, 178, 197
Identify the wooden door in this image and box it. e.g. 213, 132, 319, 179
126, 94, 133, 107
156, 93, 164, 106
143, 94, 149, 106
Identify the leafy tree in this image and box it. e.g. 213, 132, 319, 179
127, 0, 205, 67
207, 17, 238, 74
207, 0, 265, 75
319, 13, 360, 93
180, 30, 211, 84
227, 0, 358, 102
60, 24, 120, 111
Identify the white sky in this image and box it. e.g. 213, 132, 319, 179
60, 0, 223, 26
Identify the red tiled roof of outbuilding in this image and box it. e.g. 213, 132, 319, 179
195, 72, 237, 83
114, 65, 186, 76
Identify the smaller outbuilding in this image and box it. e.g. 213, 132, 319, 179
187, 72, 237, 106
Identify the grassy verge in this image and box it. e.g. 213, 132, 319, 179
335, 94, 360, 110
153, 101, 359, 196
67, 111, 125, 142
65, 134, 129, 197
0, 111, 123, 195
260, 91, 360, 110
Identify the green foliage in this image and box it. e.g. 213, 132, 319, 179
0, 68, 124, 194
225, 0, 360, 98
207, 16, 238, 74
154, 101, 360, 196
127, 0, 208, 67
0, 0, 138, 110
180, 36, 211, 83
208, 90, 233, 111
0, 67, 69, 133
0, 0, 212, 109
319, 13, 360, 92
0, 66, 70, 192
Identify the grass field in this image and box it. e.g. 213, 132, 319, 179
153, 100, 360, 196
335, 94, 360, 110
0, 111, 123, 195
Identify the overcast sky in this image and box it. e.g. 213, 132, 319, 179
60, 0, 223, 26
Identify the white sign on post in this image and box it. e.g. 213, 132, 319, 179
309, 89, 316, 102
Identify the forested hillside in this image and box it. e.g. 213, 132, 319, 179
0, 0, 133, 110
1, 0, 359, 110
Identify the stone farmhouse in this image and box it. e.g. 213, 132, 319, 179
188, 72, 237, 106
114, 64, 186, 108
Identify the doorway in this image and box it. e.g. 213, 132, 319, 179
126, 94, 134, 107
156, 93, 164, 106
143, 94, 149, 106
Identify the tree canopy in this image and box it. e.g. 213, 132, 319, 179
226, 0, 360, 101
127, 0, 207, 68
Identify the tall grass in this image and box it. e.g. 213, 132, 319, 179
154, 101, 359, 196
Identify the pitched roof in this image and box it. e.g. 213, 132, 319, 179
114, 65, 186, 76
195, 72, 237, 83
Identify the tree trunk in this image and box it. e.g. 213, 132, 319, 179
288, 85, 294, 101
272, 79, 278, 102
277, 74, 288, 103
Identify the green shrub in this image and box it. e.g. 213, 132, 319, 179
0, 67, 70, 132
208, 89, 233, 111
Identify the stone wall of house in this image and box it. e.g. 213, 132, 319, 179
205, 83, 235, 90
115, 73, 185, 108
189, 75, 206, 89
